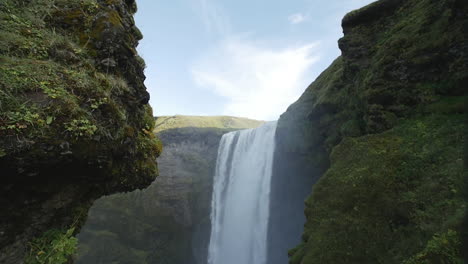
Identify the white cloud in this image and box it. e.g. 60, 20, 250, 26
191, 37, 319, 120
197, 0, 231, 35
288, 13, 307, 24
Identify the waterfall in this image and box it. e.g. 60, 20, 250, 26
207, 122, 277, 264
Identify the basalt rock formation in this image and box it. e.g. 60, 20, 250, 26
0, 0, 160, 262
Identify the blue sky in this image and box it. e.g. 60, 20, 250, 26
135, 0, 375, 120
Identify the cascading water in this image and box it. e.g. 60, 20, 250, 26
207, 122, 277, 264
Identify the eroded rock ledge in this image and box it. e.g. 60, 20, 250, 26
0, 0, 160, 262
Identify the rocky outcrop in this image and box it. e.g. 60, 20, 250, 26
275, 0, 467, 263
75, 116, 263, 264
0, 0, 160, 262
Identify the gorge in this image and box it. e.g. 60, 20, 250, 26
76, 116, 315, 264
75, 116, 265, 264
0, 0, 466, 263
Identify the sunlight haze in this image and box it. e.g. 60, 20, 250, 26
135, 0, 376, 120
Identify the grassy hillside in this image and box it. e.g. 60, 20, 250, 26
154, 115, 264, 133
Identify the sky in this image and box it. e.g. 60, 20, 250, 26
135, 0, 376, 121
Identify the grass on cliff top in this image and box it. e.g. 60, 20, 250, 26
154, 115, 264, 133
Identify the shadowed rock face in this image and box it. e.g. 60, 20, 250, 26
274, 0, 467, 263
76, 116, 264, 264
0, 0, 159, 262
267, 146, 322, 264
76, 127, 223, 264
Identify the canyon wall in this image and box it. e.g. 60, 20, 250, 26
274, 0, 467, 263
76, 116, 263, 264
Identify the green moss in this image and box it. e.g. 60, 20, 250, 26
0, 0, 159, 262
279, 0, 467, 263
89, 9, 123, 40
276, 57, 354, 168
290, 109, 465, 264
404, 230, 463, 264
0, 56, 134, 155
25, 227, 78, 264
0, 0, 159, 185
422, 96, 466, 114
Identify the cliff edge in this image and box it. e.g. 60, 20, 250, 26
0, 0, 161, 262
275, 0, 467, 263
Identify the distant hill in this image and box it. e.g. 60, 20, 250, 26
154, 115, 264, 133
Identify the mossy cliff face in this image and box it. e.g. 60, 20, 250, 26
0, 0, 160, 262
275, 0, 467, 263
75, 116, 263, 264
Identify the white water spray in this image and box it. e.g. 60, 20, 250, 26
207, 122, 277, 264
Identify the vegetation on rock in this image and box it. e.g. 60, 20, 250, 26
0, 0, 159, 262
289, 107, 465, 263
25, 227, 78, 264
275, 0, 467, 263
0, 0, 160, 188
154, 115, 264, 133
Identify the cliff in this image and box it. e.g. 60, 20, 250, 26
274, 0, 467, 263
0, 0, 160, 262
75, 116, 263, 264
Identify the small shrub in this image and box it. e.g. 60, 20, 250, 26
65, 118, 97, 138
25, 228, 78, 264
404, 230, 463, 264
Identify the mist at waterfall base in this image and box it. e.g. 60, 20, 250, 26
207, 121, 316, 264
